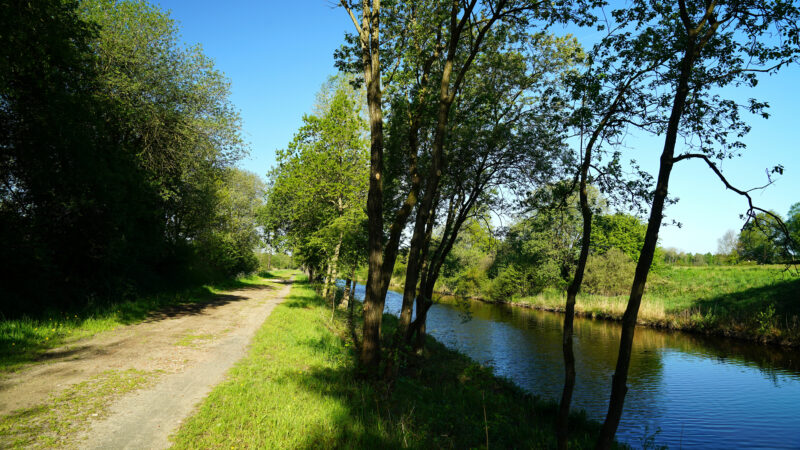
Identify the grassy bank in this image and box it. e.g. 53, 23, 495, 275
0, 269, 296, 372
510, 265, 800, 346
171, 278, 612, 449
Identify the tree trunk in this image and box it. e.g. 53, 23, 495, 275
342, 278, 352, 309
557, 150, 593, 450
357, 0, 386, 374
595, 45, 696, 450
397, 192, 438, 341
323, 235, 343, 300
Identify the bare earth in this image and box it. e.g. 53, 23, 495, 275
0, 279, 292, 449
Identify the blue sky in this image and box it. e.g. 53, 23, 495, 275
158, 0, 799, 254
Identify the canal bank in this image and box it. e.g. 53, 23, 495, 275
352, 282, 800, 449
377, 266, 800, 348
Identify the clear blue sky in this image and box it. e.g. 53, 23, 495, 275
158, 0, 799, 254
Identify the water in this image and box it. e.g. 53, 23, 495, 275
350, 284, 800, 448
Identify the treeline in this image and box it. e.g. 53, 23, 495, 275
430, 200, 800, 300
0, 0, 263, 315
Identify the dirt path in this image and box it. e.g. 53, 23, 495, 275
0, 278, 292, 448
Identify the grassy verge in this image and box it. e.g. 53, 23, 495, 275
511, 265, 800, 346
171, 278, 611, 449
0, 368, 160, 448
0, 271, 299, 372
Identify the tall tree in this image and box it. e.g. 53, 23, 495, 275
594, 2, 800, 447
261, 78, 369, 296
402, 32, 584, 351
339, 0, 596, 373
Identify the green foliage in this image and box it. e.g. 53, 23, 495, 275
261, 76, 369, 276
591, 213, 647, 262
582, 248, 636, 296
738, 212, 787, 264
0, 0, 251, 315
785, 202, 800, 257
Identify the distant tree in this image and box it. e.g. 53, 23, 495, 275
785, 202, 800, 257
195, 169, 265, 277
261, 78, 369, 299
591, 214, 648, 262
738, 212, 786, 264
717, 229, 740, 263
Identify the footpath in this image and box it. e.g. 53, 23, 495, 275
0, 278, 292, 449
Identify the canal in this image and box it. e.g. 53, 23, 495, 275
351, 284, 800, 448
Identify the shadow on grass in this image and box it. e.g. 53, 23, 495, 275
684, 277, 800, 318
0, 276, 279, 372
284, 304, 604, 449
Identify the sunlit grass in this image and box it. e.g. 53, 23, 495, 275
171, 278, 612, 449
516, 265, 800, 344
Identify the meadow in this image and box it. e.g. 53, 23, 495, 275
512, 265, 800, 345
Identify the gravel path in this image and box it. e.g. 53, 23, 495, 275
0, 278, 292, 449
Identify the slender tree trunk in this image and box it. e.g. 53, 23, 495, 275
342, 278, 352, 309
557, 148, 593, 450
323, 235, 343, 300
397, 191, 438, 341
595, 46, 696, 450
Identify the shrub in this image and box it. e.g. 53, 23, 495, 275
582, 247, 636, 296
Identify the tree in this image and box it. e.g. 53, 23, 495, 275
261, 77, 369, 299
717, 229, 739, 262
738, 212, 786, 264
194, 169, 265, 278
399, 31, 584, 353
595, 2, 800, 447
785, 202, 800, 258
1, 0, 252, 315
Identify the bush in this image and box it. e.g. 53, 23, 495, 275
489, 266, 525, 301
582, 247, 636, 296
196, 233, 259, 279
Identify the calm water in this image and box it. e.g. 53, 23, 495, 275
351, 284, 800, 448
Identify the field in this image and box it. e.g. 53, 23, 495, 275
514, 265, 800, 345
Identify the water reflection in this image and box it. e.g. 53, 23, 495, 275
351, 283, 800, 448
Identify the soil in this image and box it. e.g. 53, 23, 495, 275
0, 278, 292, 449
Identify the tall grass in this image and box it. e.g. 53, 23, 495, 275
513, 265, 800, 345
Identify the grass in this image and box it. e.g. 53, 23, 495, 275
171, 278, 612, 449
513, 265, 800, 345
0, 368, 160, 448
176, 331, 217, 348
0, 270, 299, 372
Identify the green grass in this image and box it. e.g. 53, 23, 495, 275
171, 278, 611, 449
0, 271, 299, 372
514, 265, 800, 345
0, 368, 160, 448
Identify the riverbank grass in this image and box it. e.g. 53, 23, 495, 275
171, 278, 609, 449
0, 272, 298, 372
516, 265, 800, 344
